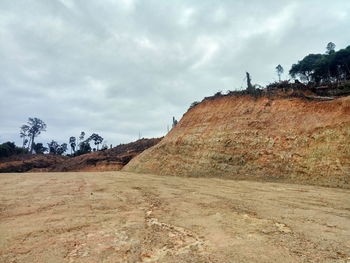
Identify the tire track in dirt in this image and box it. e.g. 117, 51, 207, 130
137, 188, 211, 262
1, 172, 349, 263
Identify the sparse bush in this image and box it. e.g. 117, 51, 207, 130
172, 117, 178, 128
214, 91, 223, 97
74, 141, 92, 156
0, 142, 28, 158
47, 141, 68, 155
33, 143, 47, 154
189, 101, 200, 110
101, 144, 108, 151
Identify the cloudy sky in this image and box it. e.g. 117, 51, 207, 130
1, 0, 349, 147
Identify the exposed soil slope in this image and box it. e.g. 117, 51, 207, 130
0, 172, 349, 263
124, 95, 350, 188
49, 138, 162, 172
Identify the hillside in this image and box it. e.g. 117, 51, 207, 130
124, 95, 350, 188
0, 138, 161, 173
0, 154, 67, 173
49, 138, 162, 172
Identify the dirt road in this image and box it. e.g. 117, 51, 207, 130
0, 172, 349, 263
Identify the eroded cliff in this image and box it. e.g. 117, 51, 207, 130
124, 95, 350, 188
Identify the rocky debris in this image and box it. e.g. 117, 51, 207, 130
304, 95, 335, 101
275, 222, 292, 233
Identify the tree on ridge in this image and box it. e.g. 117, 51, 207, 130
276, 64, 284, 82
20, 118, 46, 153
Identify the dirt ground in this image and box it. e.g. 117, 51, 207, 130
0, 172, 349, 263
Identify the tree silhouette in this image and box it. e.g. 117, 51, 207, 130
20, 125, 29, 148
75, 141, 91, 155
89, 133, 103, 150
58, 143, 68, 155
33, 143, 47, 154
47, 141, 67, 155
246, 72, 254, 93
172, 117, 178, 128
289, 54, 324, 82
20, 118, 46, 153
326, 42, 336, 55
78, 131, 85, 150
276, 64, 284, 82
69, 136, 76, 154
0, 142, 27, 158
79, 131, 85, 142
289, 44, 350, 84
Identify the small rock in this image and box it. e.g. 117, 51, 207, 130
275, 222, 292, 233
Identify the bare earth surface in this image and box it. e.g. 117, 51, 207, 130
0, 172, 349, 263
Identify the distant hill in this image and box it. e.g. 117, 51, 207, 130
0, 154, 67, 173
0, 138, 161, 173
49, 138, 162, 172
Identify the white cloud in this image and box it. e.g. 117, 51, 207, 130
57, 0, 75, 10
191, 36, 220, 69
178, 7, 196, 26
0, 0, 349, 146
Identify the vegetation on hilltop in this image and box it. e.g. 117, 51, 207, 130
189, 42, 350, 110
1, 118, 107, 159
0, 138, 162, 173
0, 142, 28, 158
290, 42, 350, 84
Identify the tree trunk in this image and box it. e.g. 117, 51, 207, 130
246, 72, 255, 93
30, 134, 35, 154
345, 63, 350, 77
27, 137, 32, 151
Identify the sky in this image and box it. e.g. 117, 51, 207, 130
1, 0, 350, 147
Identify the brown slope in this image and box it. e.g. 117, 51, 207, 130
124, 95, 350, 188
0, 154, 67, 173
0, 138, 161, 173
49, 138, 162, 172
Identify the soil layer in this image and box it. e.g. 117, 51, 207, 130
125, 95, 350, 188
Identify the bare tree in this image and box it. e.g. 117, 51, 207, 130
276, 64, 284, 82
172, 117, 178, 128
246, 72, 255, 93
69, 136, 76, 154
20, 125, 30, 148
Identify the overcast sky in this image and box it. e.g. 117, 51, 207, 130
1, 0, 349, 147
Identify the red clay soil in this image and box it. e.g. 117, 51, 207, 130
124, 95, 350, 188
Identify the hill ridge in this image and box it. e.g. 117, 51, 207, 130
124, 94, 350, 188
